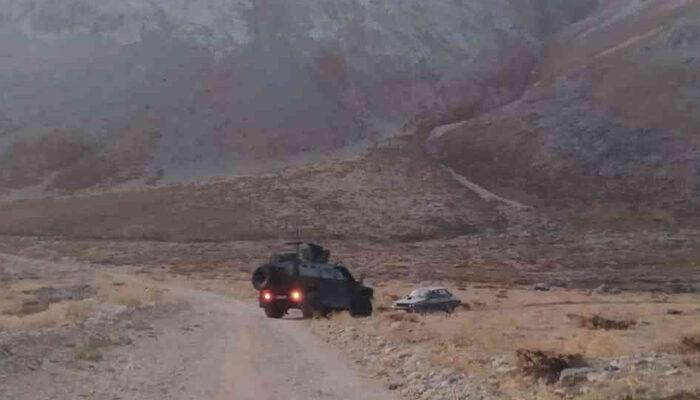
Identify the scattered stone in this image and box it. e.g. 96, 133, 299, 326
407, 372, 423, 381
516, 349, 586, 384
681, 335, 700, 352
34, 285, 97, 303
592, 284, 621, 295
531, 283, 551, 292
496, 366, 518, 375
558, 367, 593, 387
603, 364, 620, 372
17, 299, 50, 316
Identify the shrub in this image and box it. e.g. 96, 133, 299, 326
516, 349, 586, 384
681, 335, 700, 353
567, 313, 636, 330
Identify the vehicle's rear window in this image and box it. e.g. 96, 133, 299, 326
299, 263, 321, 278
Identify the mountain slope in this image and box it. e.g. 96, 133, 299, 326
0, 138, 543, 241
0, 0, 595, 192
428, 0, 700, 227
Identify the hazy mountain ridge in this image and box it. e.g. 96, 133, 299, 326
2, 0, 698, 229
0, 0, 595, 191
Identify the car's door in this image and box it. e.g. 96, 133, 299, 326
436, 289, 450, 306
331, 267, 352, 309
319, 265, 341, 308
443, 290, 459, 308
425, 290, 440, 310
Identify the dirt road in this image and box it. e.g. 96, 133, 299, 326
0, 280, 397, 400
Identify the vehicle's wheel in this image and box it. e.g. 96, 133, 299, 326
264, 304, 285, 319
442, 303, 455, 314
350, 296, 372, 317
302, 293, 322, 319
252, 266, 272, 290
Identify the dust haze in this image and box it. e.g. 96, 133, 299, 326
1, 1, 700, 400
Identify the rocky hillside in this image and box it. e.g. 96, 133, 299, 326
1, 0, 698, 233
428, 0, 700, 227
0, 0, 595, 192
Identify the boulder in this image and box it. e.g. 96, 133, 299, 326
558, 367, 593, 387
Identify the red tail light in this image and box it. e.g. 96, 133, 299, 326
289, 289, 303, 303
261, 290, 273, 302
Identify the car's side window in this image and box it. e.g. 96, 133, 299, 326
320, 266, 335, 280
333, 268, 348, 281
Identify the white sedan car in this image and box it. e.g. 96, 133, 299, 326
393, 287, 461, 314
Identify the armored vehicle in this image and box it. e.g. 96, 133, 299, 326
251, 242, 373, 319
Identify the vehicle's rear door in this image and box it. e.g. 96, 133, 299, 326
331, 267, 352, 309
319, 265, 341, 308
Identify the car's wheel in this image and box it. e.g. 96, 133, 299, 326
264, 304, 285, 319
350, 296, 372, 317
442, 303, 456, 314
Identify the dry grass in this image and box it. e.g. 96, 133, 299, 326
386, 312, 419, 323
315, 279, 700, 400
0, 145, 502, 242
681, 335, 700, 353
364, 281, 700, 359
0, 273, 172, 330
567, 313, 637, 330
575, 381, 700, 400
621, 392, 700, 400
94, 274, 167, 308
682, 356, 700, 370
0, 299, 96, 330
72, 330, 132, 362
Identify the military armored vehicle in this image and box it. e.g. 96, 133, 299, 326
251, 242, 373, 319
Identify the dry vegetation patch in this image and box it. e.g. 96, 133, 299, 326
73, 330, 133, 362
622, 392, 700, 400
567, 313, 637, 330
515, 349, 586, 384
681, 335, 700, 353
387, 312, 419, 323
0, 273, 170, 330
0, 300, 97, 330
